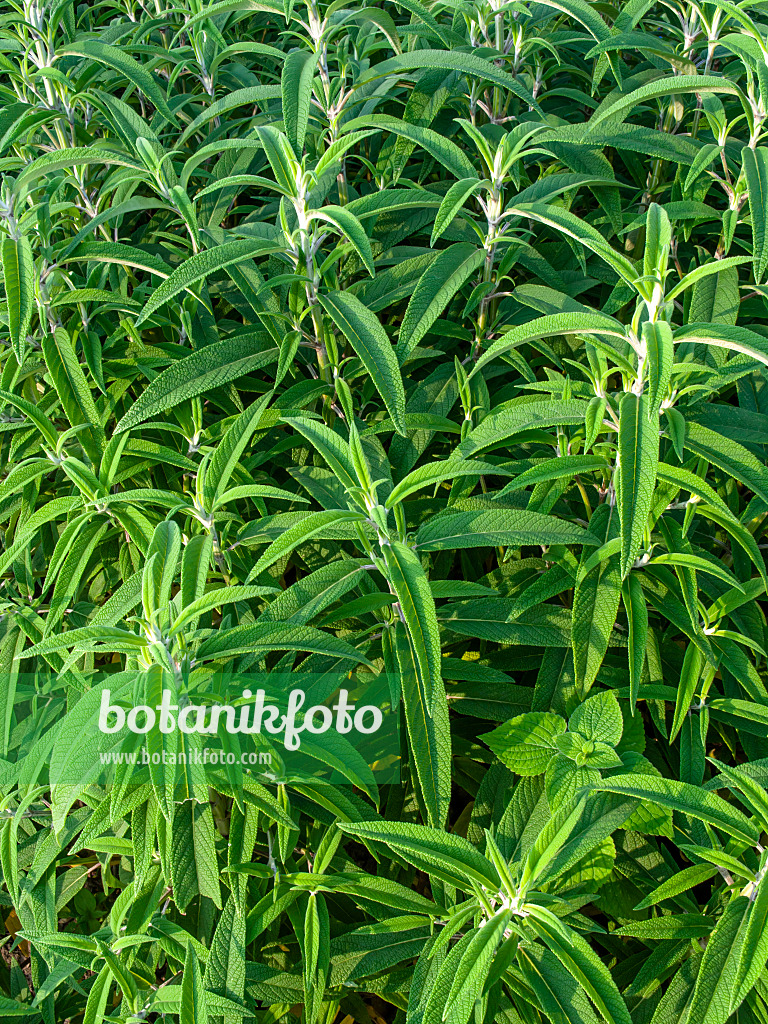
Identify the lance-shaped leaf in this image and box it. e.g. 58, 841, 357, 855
135, 239, 282, 324
682, 420, 768, 505
673, 322, 768, 368
731, 858, 768, 1009
338, 820, 500, 890
472, 310, 628, 378
115, 337, 277, 432
248, 509, 366, 579
525, 905, 633, 1024
437, 909, 511, 1024
688, 895, 749, 1024
572, 503, 622, 696
415, 508, 599, 550
617, 393, 658, 577
60, 40, 175, 121
206, 895, 246, 1019
1, 235, 34, 363
282, 49, 318, 156
384, 540, 442, 714
319, 291, 406, 435
309, 207, 374, 277
397, 243, 484, 362
196, 621, 372, 665
585, 74, 748, 133
386, 458, 514, 507
520, 458, 607, 498
363, 51, 540, 111
431, 178, 484, 245
505, 203, 640, 288
42, 328, 106, 461
203, 392, 273, 509
743, 145, 768, 283
391, 623, 451, 829
644, 320, 673, 418
591, 775, 760, 844
621, 573, 647, 711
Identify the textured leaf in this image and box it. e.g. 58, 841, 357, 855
1, 235, 34, 363
282, 49, 318, 156
319, 291, 406, 434
397, 243, 484, 361
415, 508, 598, 550
136, 240, 281, 324
617, 393, 659, 577
115, 337, 277, 431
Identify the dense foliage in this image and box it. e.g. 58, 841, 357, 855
3, 0, 768, 1021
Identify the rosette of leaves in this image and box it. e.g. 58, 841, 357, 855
483, 690, 671, 833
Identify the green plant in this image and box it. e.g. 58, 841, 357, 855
2, 0, 768, 1022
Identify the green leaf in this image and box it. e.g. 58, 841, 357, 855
207, 896, 246, 1021
415, 508, 599, 551
383, 541, 442, 715
743, 145, 768, 283
181, 938, 209, 1024
431, 178, 484, 246
482, 712, 564, 775
282, 49, 318, 156
683, 420, 768, 505
338, 820, 500, 890
41, 327, 106, 461
1, 235, 34, 363
572, 504, 622, 696
135, 240, 281, 325
397, 243, 485, 362
195, 621, 372, 665
731, 859, 768, 1008
673, 322, 768, 368
644, 320, 673, 419
387, 458, 513, 507
204, 392, 273, 509
688, 895, 749, 1024
318, 291, 406, 434
617, 393, 659, 577
506, 203, 640, 287
248, 509, 366, 578
586, 75, 747, 133
310, 207, 375, 276
60, 40, 176, 122
115, 336, 277, 432
365, 51, 540, 111
525, 905, 633, 1024
592, 775, 760, 844
621, 573, 648, 710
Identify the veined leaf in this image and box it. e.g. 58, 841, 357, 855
282, 49, 318, 156
1, 235, 34, 363
136, 240, 282, 324
398, 244, 485, 361
617, 393, 658, 577
115, 337, 277, 432
743, 145, 768, 283
592, 775, 760, 844
319, 291, 406, 434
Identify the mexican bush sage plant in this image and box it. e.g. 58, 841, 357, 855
1, 0, 768, 1022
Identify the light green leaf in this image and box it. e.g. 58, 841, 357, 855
397, 243, 484, 362
318, 291, 406, 434
617, 393, 658, 577
136, 240, 282, 325
1, 235, 34, 363
115, 336, 277, 432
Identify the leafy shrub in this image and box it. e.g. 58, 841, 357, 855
2, 0, 768, 1022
